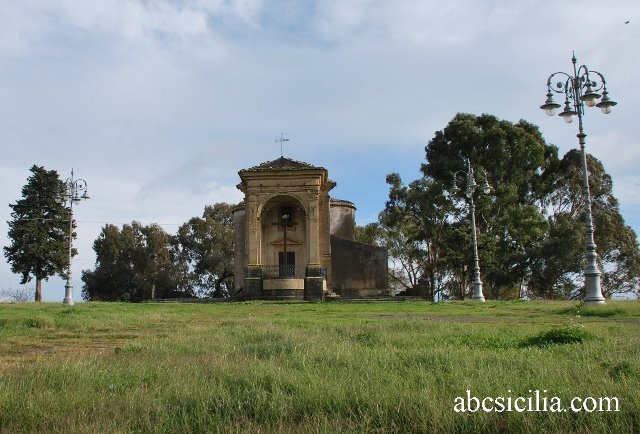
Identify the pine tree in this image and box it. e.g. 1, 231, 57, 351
4, 165, 72, 301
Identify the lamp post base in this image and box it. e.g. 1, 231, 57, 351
63, 283, 75, 306
584, 273, 606, 304
472, 282, 485, 302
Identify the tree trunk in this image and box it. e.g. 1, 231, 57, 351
35, 278, 42, 302
212, 279, 222, 298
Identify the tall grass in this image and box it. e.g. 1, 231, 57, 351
0, 300, 638, 433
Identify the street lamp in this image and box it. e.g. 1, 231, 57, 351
540, 53, 616, 304
59, 169, 89, 305
451, 158, 491, 302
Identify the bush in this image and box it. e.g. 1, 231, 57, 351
521, 326, 595, 347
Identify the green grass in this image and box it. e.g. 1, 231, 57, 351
0, 300, 639, 433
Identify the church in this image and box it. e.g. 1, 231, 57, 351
233, 156, 388, 300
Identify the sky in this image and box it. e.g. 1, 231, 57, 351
1, 0, 638, 302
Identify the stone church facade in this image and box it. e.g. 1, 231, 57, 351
233, 157, 388, 300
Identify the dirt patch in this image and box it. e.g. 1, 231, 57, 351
0, 339, 123, 373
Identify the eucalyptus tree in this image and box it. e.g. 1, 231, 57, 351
173, 203, 235, 298
383, 112, 639, 299
82, 222, 186, 301
379, 174, 452, 299
420, 113, 552, 298
530, 149, 640, 298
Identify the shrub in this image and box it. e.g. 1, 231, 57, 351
520, 326, 595, 347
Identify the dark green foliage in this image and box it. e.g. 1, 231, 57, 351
531, 150, 640, 299
520, 326, 595, 347
173, 203, 235, 297
353, 222, 385, 246
424, 114, 552, 299
608, 361, 639, 380
81, 222, 188, 301
381, 114, 552, 299
82, 202, 235, 301
4, 165, 72, 301
382, 113, 640, 300
357, 173, 453, 298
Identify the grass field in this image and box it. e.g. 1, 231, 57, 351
0, 300, 639, 433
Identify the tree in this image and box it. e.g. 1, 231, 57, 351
530, 150, 640, 299
354, 222, 384, 246
4, 165, 72, 301
82, 222, 188, 301
423, 113, 552, 299
378, 174, 452, 299
173, 203, 235, 297
382, 112, 639, 300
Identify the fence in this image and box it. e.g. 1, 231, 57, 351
261, 265, 306, 279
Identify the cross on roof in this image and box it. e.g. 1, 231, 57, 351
275, 132, 289, 157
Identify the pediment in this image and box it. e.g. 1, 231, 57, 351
271, 236, 303, 247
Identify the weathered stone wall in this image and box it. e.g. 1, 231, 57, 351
263, 279, 304, 290
329, 199, 356, 240
330, 235, 388, 296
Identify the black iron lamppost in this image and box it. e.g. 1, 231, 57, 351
59, 169, 89, 305
540, 53, 617, 304
452, 158, 491, 301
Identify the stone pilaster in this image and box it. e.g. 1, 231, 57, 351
307, 194, 320, 265
244, 265, 263, 299
304, 264, 325, 301
246, 196, 260, 265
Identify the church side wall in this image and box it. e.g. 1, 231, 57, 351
329, 202, 355, 240
330, 235, 388, 296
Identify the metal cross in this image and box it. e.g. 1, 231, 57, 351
275, 133, 289, 157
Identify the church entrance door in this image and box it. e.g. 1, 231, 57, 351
278, 251, 295, 277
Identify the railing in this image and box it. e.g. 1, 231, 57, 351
262, 265, 306, 279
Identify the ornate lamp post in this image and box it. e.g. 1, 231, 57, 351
452, 158, 491, 301
540, 53, 617, 304
59, 169, 89, 305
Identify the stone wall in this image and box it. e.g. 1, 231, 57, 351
329, 199, 356, 239
330, 235, 388, 296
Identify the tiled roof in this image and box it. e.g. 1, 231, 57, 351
240, 157, 325, 173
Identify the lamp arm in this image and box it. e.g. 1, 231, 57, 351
586, 70, 608, 93
545, 71, 573, 96
574, 64, 603, 92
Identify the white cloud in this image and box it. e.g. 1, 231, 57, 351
590, 132, 640, 175
312, 0, 373, 42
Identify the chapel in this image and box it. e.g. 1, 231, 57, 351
233, 156, 388, 300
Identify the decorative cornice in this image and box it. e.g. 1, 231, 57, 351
329, 198, 355, 209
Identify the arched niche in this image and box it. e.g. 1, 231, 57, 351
259, 195, 308, 275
